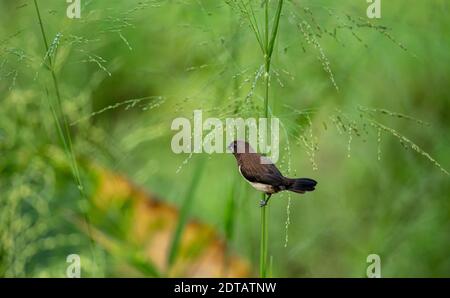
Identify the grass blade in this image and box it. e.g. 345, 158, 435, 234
268, 0, 284, 59
167, 157, 206, 268
223, 176, 239, 276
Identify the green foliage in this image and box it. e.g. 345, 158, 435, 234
1, 0, 449, 277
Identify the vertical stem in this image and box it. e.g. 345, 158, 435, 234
260, 0, 270, 279
260, 39, 270, 279
260, 202, 267, 277
264, 0, 269, 53
260, 66, 270, 278
260, 0, 284, 278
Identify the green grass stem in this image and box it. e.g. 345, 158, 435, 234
167, 157, 206, 268
33, 0, 99, 276
260, 0, 284, 278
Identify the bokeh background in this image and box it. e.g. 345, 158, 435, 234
1, 0, 449, 277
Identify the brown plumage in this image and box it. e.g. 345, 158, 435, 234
228, 140, 317, 206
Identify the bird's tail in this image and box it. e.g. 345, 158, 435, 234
285, 178, 317, 194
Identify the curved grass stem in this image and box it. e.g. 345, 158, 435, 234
33, 0, 99, 276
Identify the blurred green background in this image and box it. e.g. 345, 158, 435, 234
0, 0, 449, 277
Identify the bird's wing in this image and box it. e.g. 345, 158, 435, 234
239, 153, 285, 186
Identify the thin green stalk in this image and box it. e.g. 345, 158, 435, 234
265, 0, 269, 51
259, 203, 268, 277
223, 176, 238, 276
268, 0, 284, 59
260, 0, 270, 279
33, 0, 99, 276
167, 157, 206, 268
268, 255, 274, 277
260, 0, 284, 278
237, 0, 264, 52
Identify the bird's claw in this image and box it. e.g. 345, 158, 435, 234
259, 200, 267, 207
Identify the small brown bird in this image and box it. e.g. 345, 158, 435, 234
228, 140, 317, 207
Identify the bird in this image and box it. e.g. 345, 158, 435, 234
228, 140, 317, 207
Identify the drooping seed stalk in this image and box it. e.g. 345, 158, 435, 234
33, 0, 99, 276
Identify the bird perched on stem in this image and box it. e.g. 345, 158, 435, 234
228, 140, 317, 207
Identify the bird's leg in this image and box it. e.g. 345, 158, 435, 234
260, 194, 272, 207
265, 194, 272, 205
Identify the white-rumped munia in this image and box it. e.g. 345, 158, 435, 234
228, 140, 317, 207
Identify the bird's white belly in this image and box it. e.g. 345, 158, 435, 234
238, 166, 275, 193
249, 182, 274, 193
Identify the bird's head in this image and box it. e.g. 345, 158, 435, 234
227, 140, 255, 156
